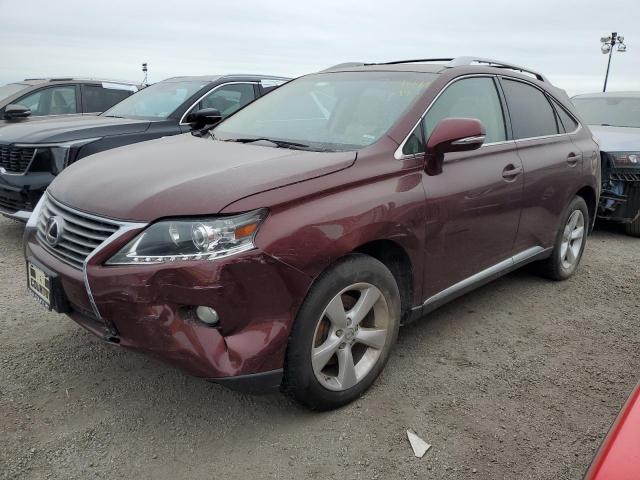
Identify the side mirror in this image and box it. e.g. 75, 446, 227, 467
4, 104, 31, 120
425, 118, 486, 175
186, 108, 222, 129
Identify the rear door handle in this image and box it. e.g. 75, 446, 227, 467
567, 152, 582, 166
502, 164, 523, 181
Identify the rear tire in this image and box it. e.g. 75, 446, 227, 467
624, 216, 640, 237
538, 196, 589, 281
283, 254, 400, 411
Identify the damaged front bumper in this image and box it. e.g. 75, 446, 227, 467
598, 153, 640, 223
24, 225, 313, 392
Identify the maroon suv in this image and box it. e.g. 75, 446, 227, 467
24, 57, 599, 410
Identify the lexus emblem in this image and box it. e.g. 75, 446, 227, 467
45, 216, 65, 247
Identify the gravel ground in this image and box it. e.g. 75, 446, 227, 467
1, 216, 638, 480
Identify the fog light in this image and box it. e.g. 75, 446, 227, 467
195, 306, 219, 325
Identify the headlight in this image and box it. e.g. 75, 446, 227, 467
16, 138, 101, 175
609, 151, 640, 167
106, 209, 267, 265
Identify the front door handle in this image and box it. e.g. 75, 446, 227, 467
567, 152, 582, 166
502, 164, 523, 181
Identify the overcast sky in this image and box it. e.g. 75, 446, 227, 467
0, 0, 637, 96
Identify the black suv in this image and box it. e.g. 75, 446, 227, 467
0, 74, 289, 221
0, 78, 140, 124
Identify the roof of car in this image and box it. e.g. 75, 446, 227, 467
321, 57, 550, 83
323, 63, 445, 74
160, 74, 290, 83
324, 56, 549, 83
573, 91, 640, 99
20, 78, 141, 86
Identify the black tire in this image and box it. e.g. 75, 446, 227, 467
537, 196, 589, 281
624, 216, 640, 237
283, 254, 400, 411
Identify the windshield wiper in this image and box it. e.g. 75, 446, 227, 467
226, 138, 310, 149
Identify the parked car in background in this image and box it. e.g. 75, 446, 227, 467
0, 78, 140, 124
584, 383, 640, 480
572, 92, 640, 236
0, 74, 289, 221
23, 57, 598, 410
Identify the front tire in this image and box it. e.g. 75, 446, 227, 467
538, 196, 589, 280
283, 254, 400, 411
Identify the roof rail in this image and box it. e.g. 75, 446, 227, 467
379, 58, 455, 65
322, 57, 548, 83
23, 77, 141, 85
446, 57, 548, 82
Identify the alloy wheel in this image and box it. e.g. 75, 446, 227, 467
560, 209, 585, 270
311, 283, 390, 392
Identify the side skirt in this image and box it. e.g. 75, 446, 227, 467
402, 246, 552, 325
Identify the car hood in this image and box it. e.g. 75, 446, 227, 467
49, 134, 357, 221
0, 115, 150, 143
589, 125, 640, 152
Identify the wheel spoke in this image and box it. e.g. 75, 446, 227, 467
570, 226, 584, 241
324, 295, 348, 329
568, 211, 580, 230
355, 327, 387, 349
349, 286, 381, 326
312, 335, 341, 373
560, 241, 569, 260
566, 244, 578, 264
336, 345, 358, 390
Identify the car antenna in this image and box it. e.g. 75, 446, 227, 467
142, 62, 149, 86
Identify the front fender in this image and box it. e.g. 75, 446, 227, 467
222, 147, 428, 306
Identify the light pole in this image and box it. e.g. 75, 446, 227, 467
600, 32, 627, 92
142, 63, 149, 86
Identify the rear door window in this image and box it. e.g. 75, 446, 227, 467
15, 85, 79, 116
81, 85, 133, 113
501, 79, 560, 139
423, 77, 507, 144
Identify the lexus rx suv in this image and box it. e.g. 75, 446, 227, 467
24, 57, 599, 410
572, 92, 640, 236
0, 74, 288, 221
0, 78, 140, 124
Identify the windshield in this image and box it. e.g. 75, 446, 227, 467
214, 72, 436, 151
572, 96, 640, 128
102, 80, 208, 120
0, 83, 28, 103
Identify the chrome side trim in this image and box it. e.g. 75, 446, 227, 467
178, 81, 259, 125
451, 135, 486, 145
82, 223, 145, 325
508, 123, 583, 143
421, 246, 549, 309
393, 73, 582, 161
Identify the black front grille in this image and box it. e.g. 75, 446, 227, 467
0, 145, 37, 174
0, 189, 31, 213
36, 194, 121, 269
610, 170, 640, 182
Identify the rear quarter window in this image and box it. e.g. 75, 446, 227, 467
550, 98, 579, 132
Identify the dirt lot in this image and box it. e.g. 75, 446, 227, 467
0, 216, 638, 480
